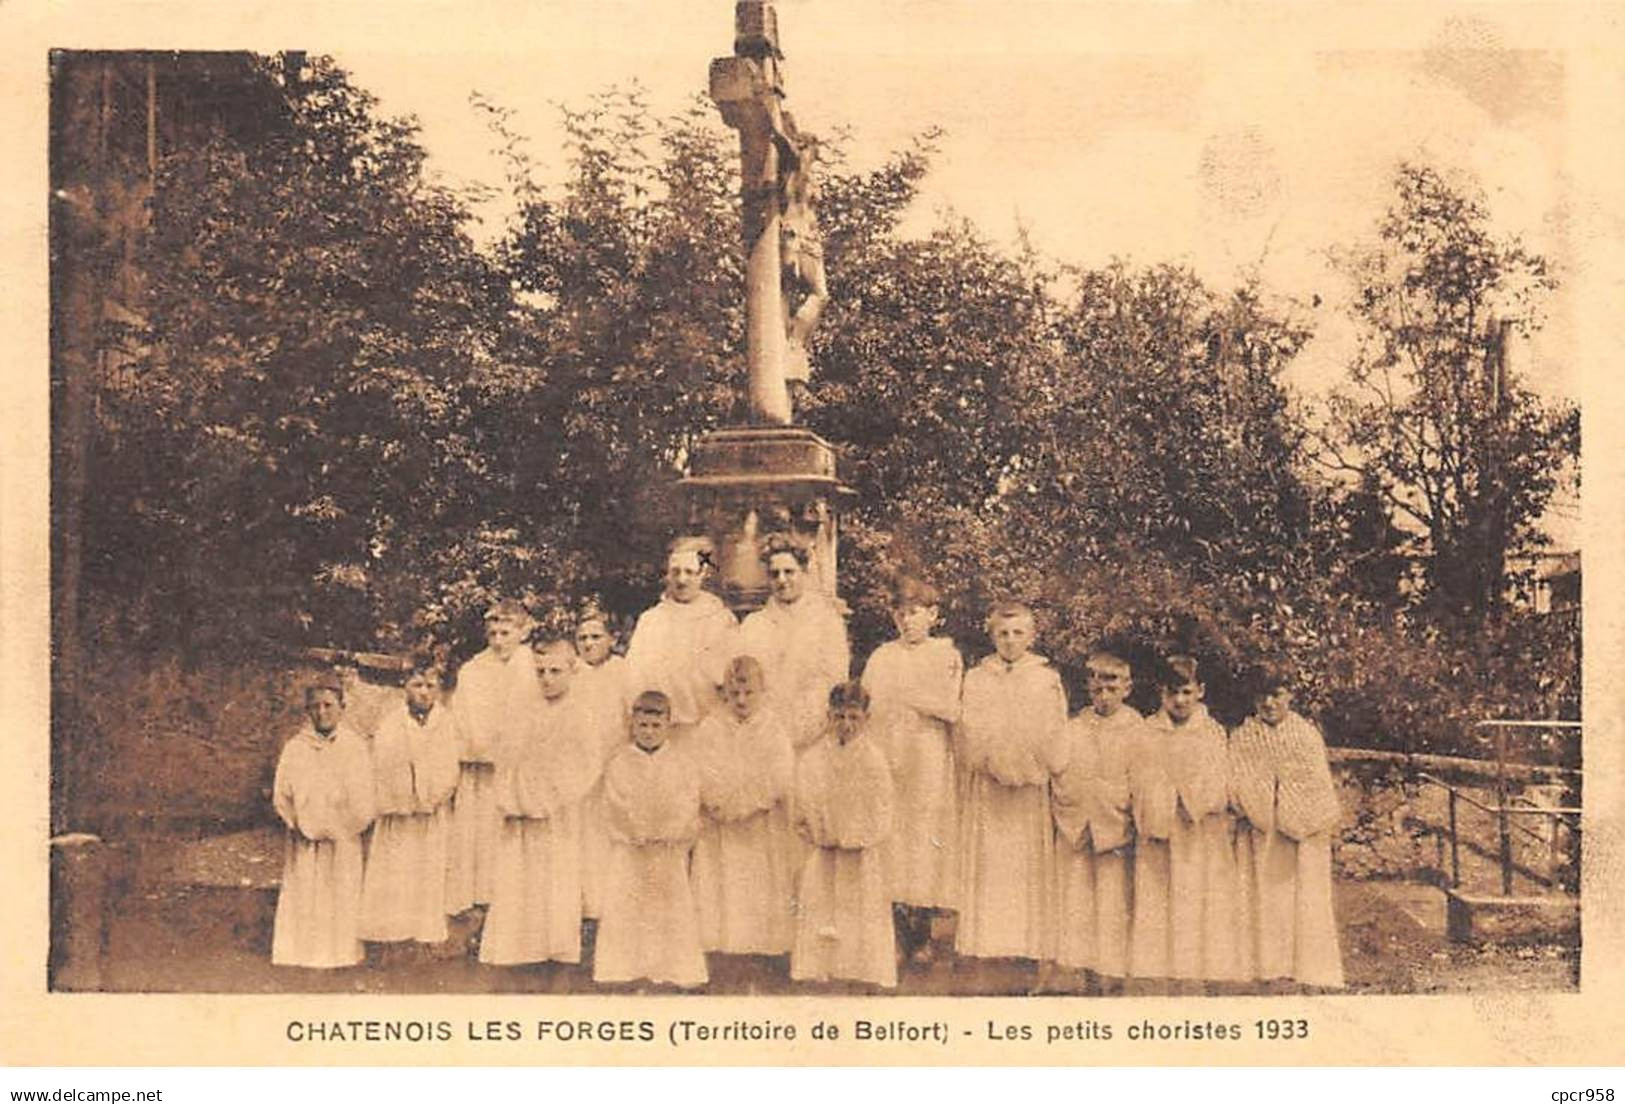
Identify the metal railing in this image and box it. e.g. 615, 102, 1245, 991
1414, 720, 1581, 896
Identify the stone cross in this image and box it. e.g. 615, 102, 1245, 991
710, 0, 823, 426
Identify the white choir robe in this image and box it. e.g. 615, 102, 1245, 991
271, 723, 376, 968
1126, 705, 1241, 980
447, 646, 542, 912
478, 693, 598, 965
574, 656, 631, 919
359, 703, 461, 943
1229, 710, 1345, 988
791, 732, 897, 988
594, 742, 707, 987
862, 636, 962, 910
738, 593, 851, 753
1052, 706, 1136, 976
955, 653, 1068, 960
690, 709, 797, 954
625, 592, 739, 730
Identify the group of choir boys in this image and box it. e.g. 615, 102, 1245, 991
269, 540, 1345, 992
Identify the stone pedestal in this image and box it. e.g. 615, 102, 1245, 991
681, 425, 852, 612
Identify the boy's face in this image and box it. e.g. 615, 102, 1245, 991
404, 672, 439, 714
767, 552, 806, 605
1257, 687, 1292, 726
534, 644, 575, 700
830, 702, 867, 744
990, 615, 1034, 663
665, 551, 705, 603
1087, 661, 1132, 716
306, 689, 343, 735
574, 619, 613, 666
725, 673, 765, 721
486, 617, 524, 659
1161, 680, 1203, 724
893, 602, 937, 645
631, 706, 671, 752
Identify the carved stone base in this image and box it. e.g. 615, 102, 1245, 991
680, 426, 852, 612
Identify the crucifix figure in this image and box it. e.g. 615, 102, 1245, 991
710, 0, 827, 425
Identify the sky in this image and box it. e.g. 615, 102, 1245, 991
333, 0, 1587, 543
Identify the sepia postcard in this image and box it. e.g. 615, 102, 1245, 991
2, 0, 1623, 1068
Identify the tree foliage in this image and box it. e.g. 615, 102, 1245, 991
1319, 162, 1579, 623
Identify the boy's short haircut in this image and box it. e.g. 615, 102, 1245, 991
758, 532, 811, 569
631, 690, 673, 717
890, 575, 941, 609
575, 596, 613, 631
1085, 646, 1132, 676
484, 598, 528, 625
305, 672, 346, 703
1249, 661, 1293, 697
404, 653, 444, 683
984, 600, 1035, 632
724, 655, 766, 688
532, 634, 577, 659
1157, 654, 1201, 690
828, 679, 871, 711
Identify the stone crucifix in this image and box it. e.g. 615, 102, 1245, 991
710, 0, 828, 426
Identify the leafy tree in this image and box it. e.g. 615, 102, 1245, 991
1319, 162, 1579, 624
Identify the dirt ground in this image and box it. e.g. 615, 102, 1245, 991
77, 827, 1578, 996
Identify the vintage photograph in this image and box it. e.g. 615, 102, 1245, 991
42, 1, 1585, 1011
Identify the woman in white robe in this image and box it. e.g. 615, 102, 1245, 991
447, 601, 541, 914
955, 605, 1068, 962
738, 539, 850, 753
358, 669, 461, 945
690, 657, 797, 955
1229, 676, 1345, 989
790, 682, 897, 989
479, 641, 599, 966
271, 679, 376, 969
594, 692, 708, 989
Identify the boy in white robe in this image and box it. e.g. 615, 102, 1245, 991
625, 538, 740, 746
358, 661, 461, 950
738, 535, 851, 753
1127, 655, 1240, 988
791, 681, 898, 990
1052, 649, 1139, 990
573, 601, 631, 924
955, 602, 1068, 970
271, 675, 376, 969
691, 656, 796, 959
594, 691, 708, 989
447, 599, 540, 918
479, 639, 600, 967
861, 576, 962, 964
1230, 666, 1345, 990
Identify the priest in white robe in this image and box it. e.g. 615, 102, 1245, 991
594, 692, 708, 989
271, 675, 376, 969
955, 603, 1068, 963
791, 681, 898, 989
479, 639, 600, 966
447, 599, 541, 914
691, 656, 797, 956
1052, 650, 1138, 981
1229, 669, 1345, 989
358, 663, 461, 946
625, 538, 739, 746
860, 576, 962, 961
738, 536, 850, 754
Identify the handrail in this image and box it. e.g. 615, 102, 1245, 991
1413, 771, 1578, 895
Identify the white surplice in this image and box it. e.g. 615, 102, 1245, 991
1052, 706, 1138, 976
955, 652, 1068, 960
271, 723, 376, 968
625, 592, 739, 729
738, 593, 851, 753
575, 655, 632, 919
